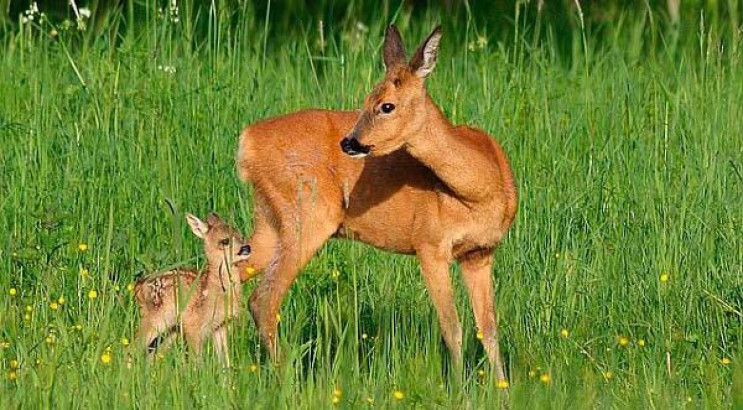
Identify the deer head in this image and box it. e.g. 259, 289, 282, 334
186, 213, 251, 272
341, 24, 442, 158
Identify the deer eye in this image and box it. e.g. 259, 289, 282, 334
380, 103, 395, 114
219, 238, 230, 246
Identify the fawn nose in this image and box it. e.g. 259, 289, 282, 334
238, 244, 251, 256
340, 136, 371, 158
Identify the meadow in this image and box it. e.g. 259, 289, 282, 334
0, 1, 741, 408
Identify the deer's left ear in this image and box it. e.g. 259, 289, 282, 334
409, 25, 442, 78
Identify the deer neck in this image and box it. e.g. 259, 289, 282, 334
205, 259, 241, 293
404, 96, 496, 203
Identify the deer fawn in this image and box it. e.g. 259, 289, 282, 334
133, 213, 251, 367
237, 25, 517, 382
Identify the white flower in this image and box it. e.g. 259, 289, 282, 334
79, 7, 91, 18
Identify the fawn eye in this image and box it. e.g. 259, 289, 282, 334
380, 103, 395, 114
219, 238, 230, 246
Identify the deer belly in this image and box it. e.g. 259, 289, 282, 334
338, 207, 417, 254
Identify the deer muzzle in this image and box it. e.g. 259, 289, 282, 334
340, 136, 371, 158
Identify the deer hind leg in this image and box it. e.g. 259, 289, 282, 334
241, 198, 279, 281
459, 248, 507, 383
417, 246, 463, 368
248, 187, 340, 360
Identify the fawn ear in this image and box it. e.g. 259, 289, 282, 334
186, 214, 208, 239
206, 212, 222, 227
409, 25, 442, 78
383, 24, 407, 70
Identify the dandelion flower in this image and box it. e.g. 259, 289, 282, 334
244, 266, 257, 278
393, 390, 404, 400
560, 329, 569, 338
476, 331, 484, 340
249, 364, 258, 373
25, 305, 32, 312
74, 324, 83, 331
100, 352, 112, 364
276, 313, 281, 322
9, 288, 17, 296
333, 389, 342, 398
78, 243, 89, 252
79, 267, 90, 278
88, 289, 98, 299
58, 296, 66, 305
539, 374, 551, 384
121, 337, 130, 347
10, 359, 19, 369
660, 273, 669, 282
637, 339, 646, 347
0, 341, 10, 349
23, 313, 31, 321
528, 370, 536, 378
361, 333, 368, 340
8, 371, 17, 381
720, 357, 731, 365
45, 335, 55, 344
50, 302, 59, 311
365, 397, 374, 404
497, 379, 509, 389
618, 337, 629, 347
127, 283, 135, 292
602, 371, 614, 380
332, 396, 340, 405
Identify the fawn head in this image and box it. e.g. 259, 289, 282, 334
341, 24, 442, 158
186, 213, 251, 270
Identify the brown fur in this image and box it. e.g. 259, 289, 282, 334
133, 213, 250, 367
236, 26, 517, 381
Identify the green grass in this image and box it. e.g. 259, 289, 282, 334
1, 2, 741, 408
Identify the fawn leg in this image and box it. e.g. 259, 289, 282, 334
459, 249, 507, 383
417, 246, 463, 368
213, 325, 230, 368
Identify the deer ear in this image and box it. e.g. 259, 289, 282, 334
383, 24, 407, 70
206, 212, 222, 227
186, 214, 208, 239
409, 25, 442, 78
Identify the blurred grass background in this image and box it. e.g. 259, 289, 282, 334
0, 0, 741, 408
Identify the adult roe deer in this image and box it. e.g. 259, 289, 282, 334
133, 213, 251, 367
237, 25, 517, 381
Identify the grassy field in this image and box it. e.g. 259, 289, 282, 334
1, 1, 741, 408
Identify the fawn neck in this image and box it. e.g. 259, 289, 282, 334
205, 258, 241, 291
404, 97, 497, 203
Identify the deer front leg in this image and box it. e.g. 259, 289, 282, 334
213, 325, 230, 368
459, 249, 507, 383
417, 246, 462, 368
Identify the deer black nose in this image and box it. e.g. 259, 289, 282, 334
238, 244, 251, 256
340, 137, 371, 157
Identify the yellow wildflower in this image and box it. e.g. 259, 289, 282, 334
23, 313, 31, 321
361, 333, 368, 340
603, 371, 614, 380
25, 305, 32, 312
618, 337, 629, 347
333, 389, 342, 398
331, 269, 340, 279
100, 352, 112, 364
476, 331, 484, 340
78, 243, 88, 252
477, 369, 486, 378
497, 379, 509, 389
276, 314, 281, 322
79, 267, 90, 278
127, 283, 135, 292
528, 370, 536, 378
365, 397, 374, 404
9, 287, 17, 296
393, 390, 404, 400
10, 359, 19, 369
249, 364, 258, 373
88, 289, 98, 299
8, 371, 17, 381
660, 273, 669, 282
50, 301, 59, 311
637, 339, 646, 347
539, 374, 551, 384
244, 266, 257, 278
720, 357, 731, 365
332, 397, 340, 405
0, 341, 10, 349
45, 335, 55, 344
560, 329, 569, 338
121, 337, 130, 347
58, 296, 66, 305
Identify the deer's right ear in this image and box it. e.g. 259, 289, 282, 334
383, 24, 407, 70
186, 214, 209, 239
